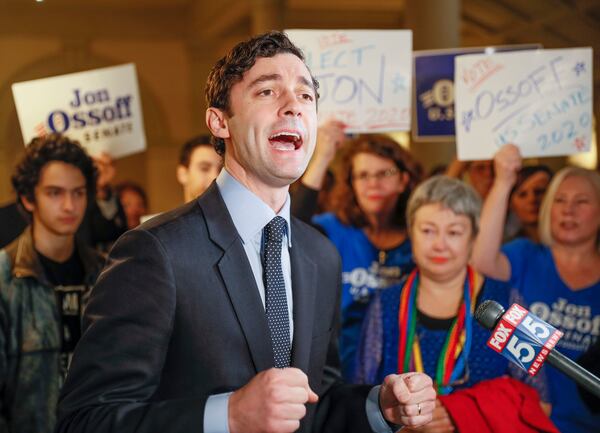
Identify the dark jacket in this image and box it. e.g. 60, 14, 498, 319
56, 183, 373, 433
0, 227, 104, 433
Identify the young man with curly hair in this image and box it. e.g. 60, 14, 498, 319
0, 134, 105, 433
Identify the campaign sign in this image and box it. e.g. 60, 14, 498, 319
455, 48, 593, 160
12, 64, 146, 158
286, 29, 412, 133
487, 304, 564, 376
413, 44, 540, 141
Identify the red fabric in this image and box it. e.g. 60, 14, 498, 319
438, 377, 559, 433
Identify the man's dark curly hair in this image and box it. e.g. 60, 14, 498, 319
12, 133, 97, 209
205, 30, 319, 156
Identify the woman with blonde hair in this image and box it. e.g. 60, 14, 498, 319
472, 144, 600, 433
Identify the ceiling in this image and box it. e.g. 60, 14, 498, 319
0, 0, 598, 82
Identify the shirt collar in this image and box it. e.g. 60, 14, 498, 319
216, 168, 291, 247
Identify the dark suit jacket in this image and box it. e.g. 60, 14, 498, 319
56, 183, 373, 433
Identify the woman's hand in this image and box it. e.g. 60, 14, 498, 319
94, 152, 116, 200
493, 144, 522, 189
301, 118, 346, 190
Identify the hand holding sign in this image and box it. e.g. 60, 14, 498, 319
493, 144, 522, 188
302, 118, 347, 190
94, 152, 117, 200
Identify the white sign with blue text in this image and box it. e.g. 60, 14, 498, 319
286, 29, 412, 133
455, 48, 592, 160
12, 63, 146, 158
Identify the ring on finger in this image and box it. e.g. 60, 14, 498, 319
417, 402, 422, 416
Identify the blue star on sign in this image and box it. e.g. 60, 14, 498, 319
392, 74, 406, 93
573, 62, 586, 76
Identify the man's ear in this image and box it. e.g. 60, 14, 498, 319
206, 108, 230, 139
176, 165, 188, 186
20, 195, 35, 213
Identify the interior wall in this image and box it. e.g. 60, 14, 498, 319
91, 39, 193, 212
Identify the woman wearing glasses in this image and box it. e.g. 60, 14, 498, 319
310, 134, 416, 383
356, 176, 554, 433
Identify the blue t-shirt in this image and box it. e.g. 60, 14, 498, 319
359, 275, 511, 390
503, 238, 600, 433
312, 212, 414, 381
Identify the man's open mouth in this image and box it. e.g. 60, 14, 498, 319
268, 131, 303, 151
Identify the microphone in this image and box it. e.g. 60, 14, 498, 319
475, 300, 600, 399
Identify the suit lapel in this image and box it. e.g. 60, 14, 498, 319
290, 219, 317, 372
199, 183, 273, 373
218, 246, 274, 372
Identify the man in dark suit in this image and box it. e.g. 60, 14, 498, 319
56, 31, 436, 433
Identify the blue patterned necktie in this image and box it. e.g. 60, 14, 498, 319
262, 216, 291, 368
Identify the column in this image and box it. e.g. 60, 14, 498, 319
252, 0, 285, 34
406, 0, 461, 173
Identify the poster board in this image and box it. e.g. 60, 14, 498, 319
413, 44, 541, 141
454, 48, 593, 160
12, 63, 146, 158
286, 29, 412, 133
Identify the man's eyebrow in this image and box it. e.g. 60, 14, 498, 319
248, 74, 315, 92
298, 76, 313, 89
42, 185, 86, 191
248, 74, 282, 88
